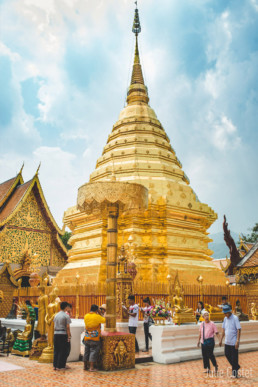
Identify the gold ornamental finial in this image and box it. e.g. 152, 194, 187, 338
127, 3, 149, 104
19, 162, 24, 176
132, 2, 141, 37
131, 4, 144, 84
35, 162, 41, 176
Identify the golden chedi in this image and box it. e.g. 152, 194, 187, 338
55, 6, 226, 287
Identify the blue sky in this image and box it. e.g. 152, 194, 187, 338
0, 0, 257, 236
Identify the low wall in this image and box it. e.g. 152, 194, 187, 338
150, 320, 258, 364
0, 319, 149, 362
3, 318, 257, 365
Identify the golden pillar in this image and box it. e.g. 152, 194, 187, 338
106, 204, 119, 332
77, 180, 148, 370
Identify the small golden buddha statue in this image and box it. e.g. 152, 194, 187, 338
251, 303, 258, 320
235, 299, 249, 321
12, 316, 33, 356
172, 285, 195, 325
173, 286, 193, 314
205, 304, 222, 313
17, 319, 32, 340
198, 303, 224, 322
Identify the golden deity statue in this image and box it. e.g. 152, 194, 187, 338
251, 303, 258, 321
29, 280, 49, 361
173, 286, 193, 314
17, 319, 32, 340
45, 291, 58, 348
199, 303, 224, 322
38, 290, 59, 363
171, 274, 195, 325
235, 299, 249, 321
114, 340, 127, 366
12, 315, 33, 356
36, 285, 48, 337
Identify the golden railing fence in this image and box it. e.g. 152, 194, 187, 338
15, 282, 248, 319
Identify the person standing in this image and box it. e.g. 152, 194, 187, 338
219, 304, 241, 378
83, 304, 105, 372
64, 303, 72, 367
197, 310, 219, 373
53, 301, 71, 371
195, 301, 204, 323
218, 296, 230, 309
123, 295, 139, 353
140, 297, 153, 352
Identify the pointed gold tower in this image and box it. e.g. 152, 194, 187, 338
55, 5, 226, 286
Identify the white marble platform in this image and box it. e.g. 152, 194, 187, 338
150, 320, 258, 364
6, 318, 258, 365
0, 318, 84, 362
0, 319, 149, 362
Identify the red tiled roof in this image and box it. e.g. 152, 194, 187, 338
0, 180, 32, 223
0, 177, 17, 205
242, 248, 258, 267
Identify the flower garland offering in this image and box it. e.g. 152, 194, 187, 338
150, 299, 172, 319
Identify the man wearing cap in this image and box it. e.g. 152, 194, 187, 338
219, 304, 241, 378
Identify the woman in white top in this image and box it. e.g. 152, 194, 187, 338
140, 297, 153, 352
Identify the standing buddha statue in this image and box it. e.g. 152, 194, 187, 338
38, 290, 59, 363
36, 285, 48, 338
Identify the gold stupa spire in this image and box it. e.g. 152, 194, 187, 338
127, 3, 149, 105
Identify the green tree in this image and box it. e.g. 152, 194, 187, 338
60, 231, 72, 250
241, 223, 258, 243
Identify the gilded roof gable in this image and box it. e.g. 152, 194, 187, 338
0, 171, 67, 261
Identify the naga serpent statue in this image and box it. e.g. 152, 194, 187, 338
223, 215, 241, 275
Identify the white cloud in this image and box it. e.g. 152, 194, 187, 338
60, 131, 89, 141
82, 147, 92, 158
250, 0, 258, 12
211, 115, 241, 150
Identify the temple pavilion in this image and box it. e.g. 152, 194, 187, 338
55, 6, 226, 287
0, 166, 67, 317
